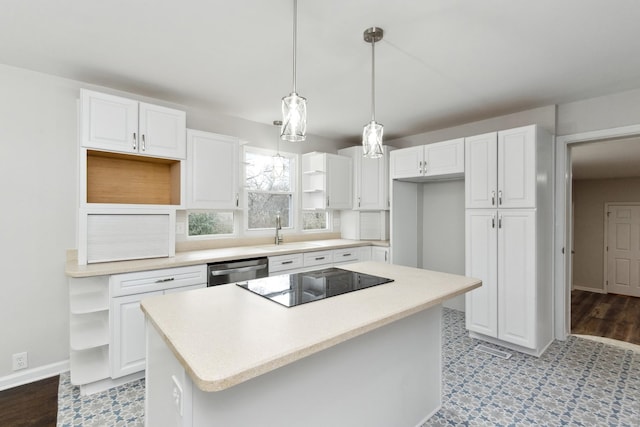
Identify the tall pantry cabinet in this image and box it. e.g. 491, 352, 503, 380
464, 125, 554, 356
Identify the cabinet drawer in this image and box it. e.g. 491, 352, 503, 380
332, 248, 359, 264
303, 250, 333, 267
110, 265, 207, 297
269, 253, 304, 273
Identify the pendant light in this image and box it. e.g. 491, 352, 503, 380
362, 27, 384, 158
272, 120, 285, 177
281, 0, 307, 142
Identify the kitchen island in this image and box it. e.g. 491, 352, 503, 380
141, 261, 481, 427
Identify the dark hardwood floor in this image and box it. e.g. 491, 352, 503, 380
0, 375, 58, 426
571, 289, 640, 345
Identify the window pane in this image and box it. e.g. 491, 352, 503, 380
188, 212, 234, 236
303, 212, 327, 230
245, 151, 291, 192
248, 193, 291, 229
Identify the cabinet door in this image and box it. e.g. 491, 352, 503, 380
497, 126, 536, 208
465, 210, 498, 338
138, 103, 186, 159
424, 138, 464, 177
389, 146, 423, 179
110, 291, 162, 378
371, 247, 389, 263
186, 130, 239, 209
326, 154, 352, 209
497, 210, 536, 348
81, 89, 138, 153
358, 154, 388, 210
465, 132, 497, 209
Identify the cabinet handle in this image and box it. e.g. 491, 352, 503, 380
281, 260, 294, 265
423, 160, 427, 174
357, 197, 361, 208
235, 193, 239, 207
498, 190, 503, 205
418, 160, 423, 174
385, 251, 388, 262
141, 134, 146, 151
498, 215, 502, 229
492, 215, 495, 229
132, 132, 137, 150
155, 277, 175, 283
327, 196, 330, 207
315, 256, 326, 261
491, 191, 496, 206
342, 253, 351, 257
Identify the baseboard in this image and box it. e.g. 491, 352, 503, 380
572, 285, 606, 294
0, 360, 69, 391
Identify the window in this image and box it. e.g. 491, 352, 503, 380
188, 211, 234, 237
302, 211, 328, 230
245, 149, 295, 230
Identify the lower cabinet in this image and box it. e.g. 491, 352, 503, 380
465, 209, 550, 355
371, 247, 390, 263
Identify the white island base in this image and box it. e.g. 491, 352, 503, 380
145, 305, 442, 427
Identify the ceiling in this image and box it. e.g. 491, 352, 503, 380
2, 1, 640, 142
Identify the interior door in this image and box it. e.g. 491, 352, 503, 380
607, 205, 640, 297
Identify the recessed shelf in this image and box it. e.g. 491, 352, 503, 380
70, 312, 109, 350
70, 346, 109, 385
303, 170, 325, 175
303, 189, 323, 193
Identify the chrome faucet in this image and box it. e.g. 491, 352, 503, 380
275, 213, 283, 245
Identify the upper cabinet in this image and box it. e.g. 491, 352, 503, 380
465, 126, 536, 209
338, 145, 394, 210
390, 138, 464, 180
301, 152, 352, 210
81, 89, 186, 160
186, 129, 240, 210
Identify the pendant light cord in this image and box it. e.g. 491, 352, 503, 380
371, 38, 376, 122
292, 0, 298, 94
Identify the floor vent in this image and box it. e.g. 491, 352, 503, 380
476, 344, 512, 359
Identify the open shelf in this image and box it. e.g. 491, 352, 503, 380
86, 150, 181, 205
70, 312, 109, 350
70, 346, 110, 385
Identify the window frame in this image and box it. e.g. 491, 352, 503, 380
243, 146, 298, 235
185, 209, 238, 240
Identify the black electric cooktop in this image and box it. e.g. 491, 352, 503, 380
237, 267, 394, 307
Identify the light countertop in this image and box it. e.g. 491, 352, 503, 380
140, 261, 481, 392
65, 239, 388, 278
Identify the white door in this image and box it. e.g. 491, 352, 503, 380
607, 205, 640, 297
497, 125, 536, 208
465, 210, 498, 338
465, 132, 497, 208
424, 138, 464, 177
81, 89, 138, 153
326, 155, 352, 209
186, 130, 239, 209
138, 102, 186, 159
497, 209, 536, 349
110, 291, 162, 378
389, 146, 424, 179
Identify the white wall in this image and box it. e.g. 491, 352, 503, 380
0, 63, 349, 384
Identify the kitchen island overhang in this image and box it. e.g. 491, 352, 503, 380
141, 261, 481, 426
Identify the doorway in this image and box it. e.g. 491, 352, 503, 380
555, 125, 640, 344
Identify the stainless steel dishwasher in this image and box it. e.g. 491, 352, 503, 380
207, 257, 269, 287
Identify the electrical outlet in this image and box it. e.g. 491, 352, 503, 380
171, 375, 183, 416
12, 352, 28, 371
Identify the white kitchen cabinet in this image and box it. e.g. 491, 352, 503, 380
186, 129, 240, 209
390, 138, 464, 180
81, 89, 186, 159
340, 210, 389, 241
301, 152, 352, 210
371, 246, 390, 263
464, 124, 553, 356
465, 125, 536, 209
465, 210, 536, 349
338, 146, 394, 210
109, 265, 207, 379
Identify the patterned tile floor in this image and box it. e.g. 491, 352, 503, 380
57, 309, 640, 426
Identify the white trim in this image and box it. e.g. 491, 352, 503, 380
0, 360, 69, 391
572, 285, 607, 294
554, 124, 640, 341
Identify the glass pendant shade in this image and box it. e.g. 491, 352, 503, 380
362, 120, 384, 158
281, 92, 307, 142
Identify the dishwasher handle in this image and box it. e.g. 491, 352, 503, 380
209, 264, 267, 276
